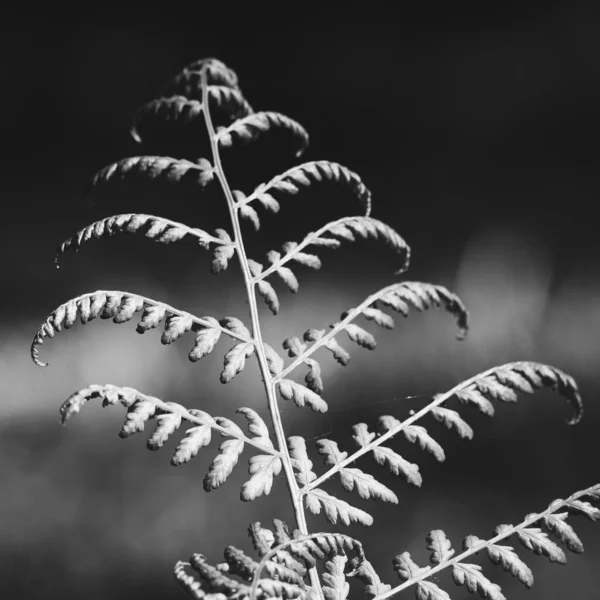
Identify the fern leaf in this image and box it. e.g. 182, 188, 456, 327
451, 563, 505, 600
303, 488, 373, 526
237, 407, 271, 441
55, 213, 226, 264
400, 424, 445, 463
324, 337, 351, 366
211, 228, 237, 274
543, 512, 584, 553
119, 399, 157, 438
394, 553, 450, 600
322, 555, 349, 600
203, 418, 245, 491
427, 530, 455, 564
278, 380, 328, 413
344, 323, 376, 350
360, 306, 395, 329
445, 361, 583, 425
372, 446, 422, 487
465, 535, 534, 589
338, 467, 398, 504
263, 343, 285, 377
232, 189, 261, 231
189, 317, 222, 362
221, 316, 252, 338
220, 342, 255, 384
288, 436, 317, 486
559, 498, 600, 521
304, 358, 323, 394
282, 336, 307, 358
349, 558, 392, 597
271, 261, 299, 293
317, 439, 398, 504
207, 85, 253, 117
216, 111, 309, 157
430, 406, 474, 440
245, 160, 372, 216
256, 280, 280, 315
241, 454, 283, 501
172, 409, 215, 466
173, 561, 206, 599
513, 525, 567, 564
90, 155, 215, 190
147, 404, 183, 450
352, 423, 376, 448
159, 58, 240, 99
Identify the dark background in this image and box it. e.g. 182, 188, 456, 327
1, 5, 600, 599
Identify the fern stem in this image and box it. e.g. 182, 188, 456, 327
200, 67, 324, 600
371, 484, 599, 600
302, 364, 516, 493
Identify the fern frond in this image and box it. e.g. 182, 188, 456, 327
224, 545, 305, 587
442, 361, 583, 425
160, 58, 241, 99
131, 90, 252, 143
55, 213, 229, 264
376, 483, 600, 600
59, 384, 277, 465
300, 361, 582, 497
177, 553, 308, 600
90, 155, 215, 190
31, 291, 249, 367
130, 96, 204, 143
254, 217, 410, 305
243, 160, 372, 217
278, 282, 468, 386
216, 111, 309, 157
248, 520, 366, 600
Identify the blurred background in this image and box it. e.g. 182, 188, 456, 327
1, 5, 600, 599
